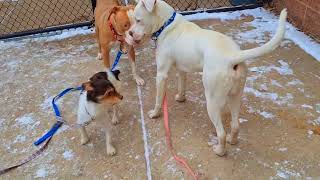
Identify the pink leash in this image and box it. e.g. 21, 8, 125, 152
162, 94, 198, 180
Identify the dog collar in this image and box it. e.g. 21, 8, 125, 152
108, 13, 124, 42
152, 12, 177, 41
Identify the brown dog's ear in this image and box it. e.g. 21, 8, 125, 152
82, 82, 94, 91
110, 6, 121, 15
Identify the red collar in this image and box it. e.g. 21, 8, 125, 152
108, 14, 124, 42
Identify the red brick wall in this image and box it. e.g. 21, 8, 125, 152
271, 0, 320, 42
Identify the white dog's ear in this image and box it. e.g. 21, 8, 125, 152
142, 0, 156, 12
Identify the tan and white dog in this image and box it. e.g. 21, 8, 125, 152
126, 0, 287, 156
94, 0, 144, 85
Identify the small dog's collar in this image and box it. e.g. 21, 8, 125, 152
152, 12, 177, 41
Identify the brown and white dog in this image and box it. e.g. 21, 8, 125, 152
94, 0, 145, 85
77, 71, 123, 156
126, 0, 287, 156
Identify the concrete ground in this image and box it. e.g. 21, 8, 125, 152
0, 11, 320, 180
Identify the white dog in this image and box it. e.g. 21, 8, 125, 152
77, 71, 123, 156
126, 0, 287, 156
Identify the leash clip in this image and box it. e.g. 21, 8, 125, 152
151, 36, 157, 49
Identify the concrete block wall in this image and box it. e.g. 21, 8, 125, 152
272, 0, 320, 41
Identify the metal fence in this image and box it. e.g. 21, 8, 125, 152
0, 0, 263, 40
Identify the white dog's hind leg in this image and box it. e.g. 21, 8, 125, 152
226, 95, 241, 145
79, 127, 90, 145
206, 96, 227, 156
175, 70, 186, 102
105, 128, 116, 156
203, 67, 228, 156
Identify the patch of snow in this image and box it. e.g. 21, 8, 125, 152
40, 95, 67, 112
271, 79, 283, 88
35, 28, 93, 42
185, 11, 245, 21
56, 125, 69, 134
259, 111, 275, 119
244, 87, 278, 101
276, 60, 294, 75
0, 118, 4, 127
312, 117, 320, 126
315, 104, 320, 113
13, 135, 26, 144
186, 91, 206, 105
259, 83, 268, 91
163, 157, 180, 175
40, 96, 55, 111
63, 150, 74, 161
302, 104, 313, 110
185, 8, 320, 61
278, 147, 288, 152
276, 93, 294, 106
35, 168, 48, 178
250, 60, 293, 76
247, 106, 275, 120
2, 60, 21, 72
15, 113, 35, 126
287, 79, 303, 86
239, 118, 248, 123
276, 171, 289, 179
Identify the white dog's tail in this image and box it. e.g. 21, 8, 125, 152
229, 9, 287, 65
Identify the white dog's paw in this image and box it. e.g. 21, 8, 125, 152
212, 144, 226, 157
226, 134, 238, 145
208, 136, 219, 146
148, 109, 160, 119
112, 115, 119, 125
107, 144, 117, 156
96, 53, 102, 60
135, 75, 145, 86
80, 136, 90, 145
175, 94, 186, 102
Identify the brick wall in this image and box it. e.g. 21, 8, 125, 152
271, 0, 320, 42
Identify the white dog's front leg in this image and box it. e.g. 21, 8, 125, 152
148, 51, 172, 119
128, 46, 145, 86
175, 70, 186, 102
130, 61, 145, 86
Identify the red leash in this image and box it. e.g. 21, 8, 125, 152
0, 137, 53, 175
163, 94, 198, 180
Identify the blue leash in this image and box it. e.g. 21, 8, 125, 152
111, 50, 123, 71
34, 87, 82, 146
34, 51, 123, 146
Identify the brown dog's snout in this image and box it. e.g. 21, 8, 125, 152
119, 95, 123, 100
129, 31, 133, 37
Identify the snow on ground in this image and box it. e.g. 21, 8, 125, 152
1, 8, 319, 60
0, 7, 320, 179
185, 8, 320, 61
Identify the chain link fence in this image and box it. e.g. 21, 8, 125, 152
0, 0, 262, 40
